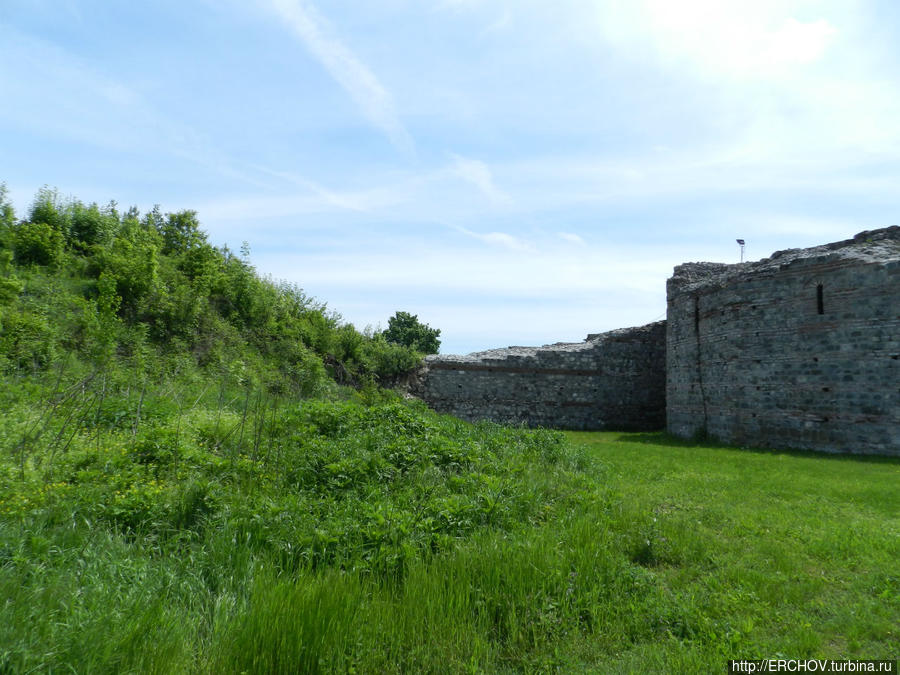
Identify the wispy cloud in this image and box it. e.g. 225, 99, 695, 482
251, 165, 378, 212
449, 154, 513, 206
452, 225, 531, 252
487, 9, 512, 33
434, 0, 483, 11
559, 232, 584, 245
0, 28, 144, 151
265, 0, 414, 155
0, 27, 277, 191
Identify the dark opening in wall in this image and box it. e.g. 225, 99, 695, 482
817, 284, 824, 315
693, 296, 700, 332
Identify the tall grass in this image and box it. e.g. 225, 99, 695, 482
1, 366, 897, 672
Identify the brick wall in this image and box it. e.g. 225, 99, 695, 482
416, 322, 666, 431
666, 227, 900, 455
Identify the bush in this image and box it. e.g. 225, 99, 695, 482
12, 221, 65, 267
362, 334, 423, 381
28, 186, 69, 236
0, 251, 23, 306
70, 202, 117, 248
92, 222, 161, 317
0, 309, 58, 370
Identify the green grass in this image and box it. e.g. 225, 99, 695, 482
565, 432, 899, 669
1, 373, 897, 673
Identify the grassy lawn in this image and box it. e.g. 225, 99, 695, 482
563, 431, 899, 671
1, 396, 897, 673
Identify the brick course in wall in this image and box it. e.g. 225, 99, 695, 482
415, 322, 666, 431
666, 226, 900, 456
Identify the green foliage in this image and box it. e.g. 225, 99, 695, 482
212, 570, 362, 674
0, 374, 896, 673
0, 185, 425, 388
0, 251, 23, 306
69, 201, 117, 248
383, 310, 441, 354
362, 333, 424, 380
11, 221, 65, 267
91, 218, 161, 317
0, 183, 15, 241
28, 186, 69, 236
158, 209, 207, 255
0, 309, 57, 370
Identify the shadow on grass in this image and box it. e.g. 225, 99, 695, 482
613, 432, 900, 465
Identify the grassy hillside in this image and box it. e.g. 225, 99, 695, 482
0, 185, 897, 672
0, 184, 422, 395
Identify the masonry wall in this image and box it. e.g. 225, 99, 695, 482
667, 227, 900, 456
417, 322, 666, 431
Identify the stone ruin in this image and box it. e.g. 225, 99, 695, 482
414, 226, 900, 456
413, 322, 666, 431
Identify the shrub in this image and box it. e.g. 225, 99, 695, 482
69, 202, 117, 248
28, 186, 69, 236
92, 222, 161, 317
0, 309, 58, 370
0, 252, 23, 306
12, 221, 65, 267
362, 334, 423, 381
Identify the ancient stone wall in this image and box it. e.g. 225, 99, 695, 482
416, 322, 666, 430
667, 226, 900, 456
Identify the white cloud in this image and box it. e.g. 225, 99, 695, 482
451, 225, 531, 252
475, 231, 528, 250
249, 165, 382, 212
590, 0, 838, 77
265, 0, 414, 155
764, 18, 837, 67
449, 154, 513, 206
257, 238, 675, 297
193, 188, 404, 223
559, 232, 585, 245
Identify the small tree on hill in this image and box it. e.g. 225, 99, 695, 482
383, 311, 440, 354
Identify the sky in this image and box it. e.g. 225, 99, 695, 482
2, 0, 900, 354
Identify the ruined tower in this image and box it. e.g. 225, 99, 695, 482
666, 227, 900, 455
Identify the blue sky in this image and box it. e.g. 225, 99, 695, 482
2, 0, 899, 354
